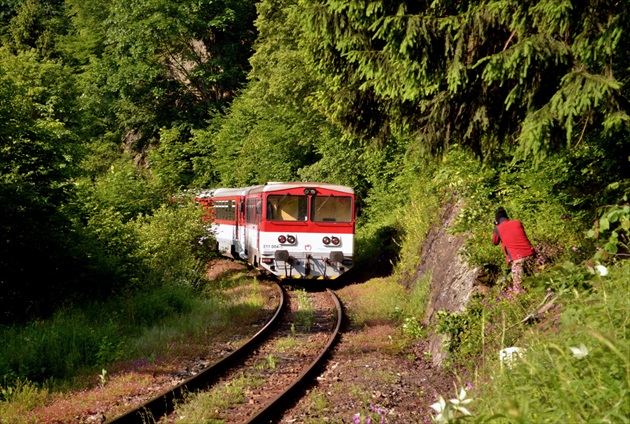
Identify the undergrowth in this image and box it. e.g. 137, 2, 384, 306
0, 274, 267, 421
466, 260, 630, 422
0, 283, 199, 388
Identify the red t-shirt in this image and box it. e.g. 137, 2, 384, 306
493, 220, 534, 264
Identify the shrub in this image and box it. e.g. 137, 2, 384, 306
134, 200, 215, 288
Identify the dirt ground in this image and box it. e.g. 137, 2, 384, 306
281, 329, 457, 424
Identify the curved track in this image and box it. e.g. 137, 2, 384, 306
105, 282, 286, 424
106, 285, 343, 424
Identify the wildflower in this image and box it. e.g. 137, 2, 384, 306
449, 388, 473, 413
430, 395, 452, 423
465, 382, 474, 391
595, 265, 608, 276
569, 343, 589, 359
353, 413, 361, 424
430, 388, 474, 423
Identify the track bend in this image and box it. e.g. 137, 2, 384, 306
164, 287, 342, 424
105, 282, 285, 424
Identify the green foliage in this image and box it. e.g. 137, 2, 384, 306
190, 0, 380, 192
134, 200, 215, 288
586, 185, 630, 261
200, 90, 325, 187
2, 0, 68, 57
0, 48, 84, 322
91, 0, 257, 151
149, 124, 202, 191
85, 154, 165, 221
401, 316, 424, 341
77, 206, 145, 293
295, 0, 629, 162
57, 0, 109, 64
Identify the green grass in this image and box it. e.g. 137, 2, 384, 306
0, 283, 199, 388
0, 379, 49, 420
174, 373, 264, 423
338, 275, 430, 333
294, 289, 315, 332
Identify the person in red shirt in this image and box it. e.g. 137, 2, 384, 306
492, 207, 535, 287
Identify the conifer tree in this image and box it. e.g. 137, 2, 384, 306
297, 0, 629, 162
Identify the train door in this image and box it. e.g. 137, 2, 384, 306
243, 195, 263, 267
236, 197, 246, 259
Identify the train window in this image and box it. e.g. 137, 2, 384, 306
311, 195, 352, 223
214, 200, 236, 221
246, 197, 259, 223
267, 195, 308, 221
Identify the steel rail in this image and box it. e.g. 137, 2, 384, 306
105, 282, 285, 424
245, 288, 343, 423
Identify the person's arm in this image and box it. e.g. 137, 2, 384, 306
493, 226, 501, 245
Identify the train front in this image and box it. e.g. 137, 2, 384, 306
258, 183, 355, 280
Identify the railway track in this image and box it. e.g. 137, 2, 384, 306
105, 283, 342, 424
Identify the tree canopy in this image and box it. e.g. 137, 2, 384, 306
296, 0, 629, 162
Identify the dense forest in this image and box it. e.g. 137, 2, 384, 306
0, 0, 628, 420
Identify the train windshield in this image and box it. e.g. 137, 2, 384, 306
267, 195, 308, 221
311, 195, 353, 223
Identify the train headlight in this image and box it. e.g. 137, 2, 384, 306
331, 236, 340, 246
278, 235, 287, 243
322, 236, 331, 245
303, 188, 317, 195
287, 235, 296, 244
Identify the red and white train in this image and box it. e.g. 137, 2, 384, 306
196, 182, 355, 280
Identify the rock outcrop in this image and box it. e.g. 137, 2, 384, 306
415, 199, 482, 367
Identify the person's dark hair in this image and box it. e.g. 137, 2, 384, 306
495, 207, 508, 224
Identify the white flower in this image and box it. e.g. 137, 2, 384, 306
430, 395, 446, 414
431, 388, 475, 423
430, 396, 453, 423
449, 388, 473, 416
569, 343, 589, 359
595, 265, 608, 276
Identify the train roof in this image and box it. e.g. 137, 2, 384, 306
207, 182, 354, 198
255, 182, 354, 194
207, 185, 258, 198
